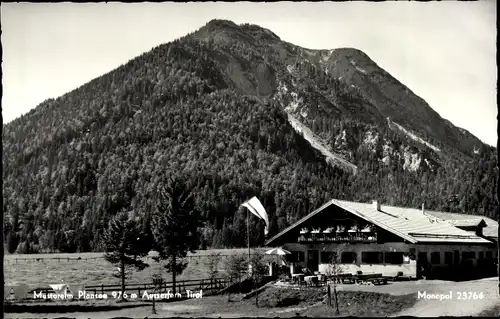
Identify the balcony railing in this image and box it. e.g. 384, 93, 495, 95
298, 232, 377, 243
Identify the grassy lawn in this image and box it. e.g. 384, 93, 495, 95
5, 285, 418, 318
249, 286, 418, 317
4, 249, 274, 288
6, 276, 497, 318
303, 290, 418, 317
4, 298, 149, 314
256, 286, 326, 308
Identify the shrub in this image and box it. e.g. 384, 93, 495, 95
224, 252, 247, 282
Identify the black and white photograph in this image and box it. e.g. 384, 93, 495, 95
1, 1, 498, 317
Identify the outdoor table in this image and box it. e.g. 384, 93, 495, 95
337, 273, 355, 284
291, 273, 305, 284
356, 273, 383, 279
316, 274, 326, 283
304, 275, 319, 287
355, 273, 383, 284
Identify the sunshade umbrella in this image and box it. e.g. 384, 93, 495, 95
266, 248, 291, 267
265, 248, 291, 255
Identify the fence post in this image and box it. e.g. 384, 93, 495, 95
152, 297, 157, 315
327, 285, 332, 307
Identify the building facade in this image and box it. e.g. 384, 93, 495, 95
266, 200, 498, 280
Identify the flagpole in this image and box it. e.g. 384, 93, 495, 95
242, 197, 269, 276
247, 207, 251, 273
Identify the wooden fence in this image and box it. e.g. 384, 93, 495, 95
83, 277, 232, 298
5, 256, 104, 263
4, 254, 251, 263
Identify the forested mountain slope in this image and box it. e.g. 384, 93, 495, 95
2, 19, 497, 253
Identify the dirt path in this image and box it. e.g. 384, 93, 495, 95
328, 277, 499, 317
5, 298, 285, 319
6, 278, 499, 318
390, 278, 499, 317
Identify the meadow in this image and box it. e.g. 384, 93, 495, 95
4, 286, 420, 318
4, 248, 275, 289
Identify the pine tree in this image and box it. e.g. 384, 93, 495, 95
102, 211, 150, 301
151, 175, 204, 295
5, 229, 19, 254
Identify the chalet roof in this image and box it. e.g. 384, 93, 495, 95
422, 211, 498, 238
266, 199, 495, 246
445, 219, 486, 228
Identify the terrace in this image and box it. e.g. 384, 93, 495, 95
297, 232, 377, 243
297, 226, 377, 243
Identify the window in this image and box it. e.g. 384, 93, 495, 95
321, 252, 333, 263
384, 252, 404, 264
362, 252, 383, 264
289, 251, 305, 262
418, 252, 428, 262
341, 252, 357, 263
479, 252, 484, 260
485, 251, 493, 259
297, 251, 305, 262
430, 252, 441, 264
444, 252, 453, 265
321, 252, 338, 263
462, 251, 475, 260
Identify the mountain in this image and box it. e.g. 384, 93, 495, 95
2, 19, 497, 254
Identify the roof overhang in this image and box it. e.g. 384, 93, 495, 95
265, 200, 336, 246
265, 199, 418, 246
448, 219, 487, 228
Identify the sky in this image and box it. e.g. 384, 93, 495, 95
1, 2, 497, 146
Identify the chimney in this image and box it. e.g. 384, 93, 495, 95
476, 227, 483, 237
372, 200, 380, 211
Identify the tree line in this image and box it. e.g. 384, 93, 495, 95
102, 175, 202, 299
2, 22, 497, 256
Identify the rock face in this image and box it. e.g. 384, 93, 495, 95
194, 20, 485, 157
2, 19, 497, 253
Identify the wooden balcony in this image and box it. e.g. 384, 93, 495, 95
297, 232, 377, 243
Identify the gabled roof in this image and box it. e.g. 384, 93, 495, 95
446, 219, 486, 228
265, 200, 339, 246
422, 211, 498, 238
266, 199, 494, 246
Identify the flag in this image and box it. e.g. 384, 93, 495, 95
241, 196, 270, 235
